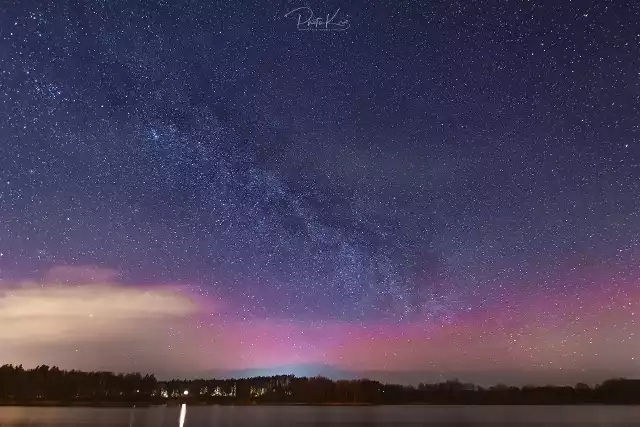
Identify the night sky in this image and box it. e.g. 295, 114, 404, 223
0, 0, 639, 386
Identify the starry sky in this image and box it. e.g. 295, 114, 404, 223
0, 0, 639, 386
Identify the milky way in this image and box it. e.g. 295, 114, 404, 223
0, 1, 638, 385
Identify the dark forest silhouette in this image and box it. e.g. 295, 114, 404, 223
1, 364, 640, 405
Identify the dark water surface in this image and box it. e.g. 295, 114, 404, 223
1, 405, 640, 426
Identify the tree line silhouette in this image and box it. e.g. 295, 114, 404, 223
1, 364, 640, 405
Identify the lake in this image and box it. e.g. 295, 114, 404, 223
1, 405, 640, 426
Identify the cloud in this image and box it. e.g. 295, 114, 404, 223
0, 266, 202, 373
0, 284, 196, 341
1, 282, 194, 319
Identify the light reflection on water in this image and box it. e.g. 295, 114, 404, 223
179, 404, 186, 427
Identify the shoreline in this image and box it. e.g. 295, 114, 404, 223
1, 402, 638, 407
